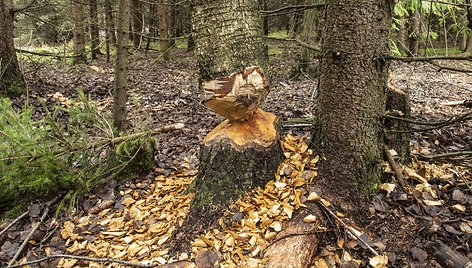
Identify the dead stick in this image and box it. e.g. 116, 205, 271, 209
383, 145, 409, 190
0, 212, 28, 238
8, 254, 160, 268
417, 151, 472, 160
7, 195, 62, 267
315, 202, 379, 256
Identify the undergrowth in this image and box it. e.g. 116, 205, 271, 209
0, 91, 155, 215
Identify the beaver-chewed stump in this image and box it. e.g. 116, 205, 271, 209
171, 67, 283, 251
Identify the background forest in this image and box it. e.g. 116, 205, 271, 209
0, 0, 471, 267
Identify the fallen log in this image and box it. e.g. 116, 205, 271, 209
427, 240, 472, 268
264, 203, 324, 268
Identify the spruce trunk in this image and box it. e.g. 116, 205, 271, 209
312, 0, 391, 214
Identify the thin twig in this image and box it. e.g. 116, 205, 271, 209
8, 195, 63, 267
417, 151, 472, 160
384, 111, 472, 126
0, 212, 29, 238
383, 145, 409, 190
8, 254, 161, 268
384, 55, 472, 61
315, 202, 379, 256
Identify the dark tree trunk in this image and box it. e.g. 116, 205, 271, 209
311, 0, 392, 214
186, 1, 195, 52
105, 0, 117, 46
465, 0, 472, 52
298, 0, 322, 76
131, 0, 142, 49
0, 0, 25, 95
72, 0, 87, 64
89, 0, 100, 59
159, 0, 172, 60
113, 0, 130, 131
408, 9, 420, 56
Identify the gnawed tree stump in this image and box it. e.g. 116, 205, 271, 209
264, 203, 324, 268
171, 67, 283, 251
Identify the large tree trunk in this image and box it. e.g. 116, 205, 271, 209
131, 0, 142, 49
112, 0, 130, 130
408, 9, 420, 56
0, 0, 25, 95
89, 0, 100, 59
171, 0, 282, 251
72, 0, 87, 64
311, 0, 391, 214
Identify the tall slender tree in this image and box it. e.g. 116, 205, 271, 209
0, 0, 25, 95
159, 0, 172, 60
90, 0, 100, 59
72, 0, 87, 63
113, 0, 130, 130
312, 0, 392, 214
131, 0, 142, 48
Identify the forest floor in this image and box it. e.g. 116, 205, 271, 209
0, 48, 471, 267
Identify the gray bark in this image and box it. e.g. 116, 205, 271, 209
408, 10, 420, 56
312, 0, 392, 213
72, 0, 87, 64
112, 0, 130, 130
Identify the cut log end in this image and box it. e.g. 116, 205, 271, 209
204, 109, 278, 150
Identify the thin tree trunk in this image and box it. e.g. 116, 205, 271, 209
113, 0, 130, 130
0, 0, 25, 95
396, 15, 408, 54
89, 0, 100, 59
312, 0, 392, 214
105, 0, 117, 46
131, 0, 142, 49
408, 9, 420, 56
159, 0, 172, 60
72, 0, 87, 64
186, 1, 195, 52
465, 0, 472, 52
298, 0, 321, 76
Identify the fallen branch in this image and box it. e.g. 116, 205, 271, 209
314, 202, 379, 256
0, 212, 28, 238
8, 195, 63, 267
15, 48, 81, 59
384, 55, 472, 62
426, 240, 472, 268
383, 145, 408, 190
385, 111, 472, 133
441, 100, 472, 108
8, 254, 157, 268
416, 151, 472, 160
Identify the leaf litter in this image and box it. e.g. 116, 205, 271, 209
0, 51, 471, 267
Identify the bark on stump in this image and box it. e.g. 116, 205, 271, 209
171, 67, 283, 252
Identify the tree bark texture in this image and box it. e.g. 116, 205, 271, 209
465, 0, 472, 52
193, 0, 268, 80
72, 0, 87, 64
0, 0, 25, 95
408, 9, 420, 56
298, 0, 322, 76
169, 1, 280, 250
112, 0, 130, 131
396, 15, 408, 54
385, 87, 411, 164
159, 0, 172, 60
89, 0, 100, 59
312, 0, 392, 213
131, 0, 142, 49
105, 0, 117, 46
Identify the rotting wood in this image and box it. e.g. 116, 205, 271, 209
383, 145, 409, 190
427, 240, 472, 268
